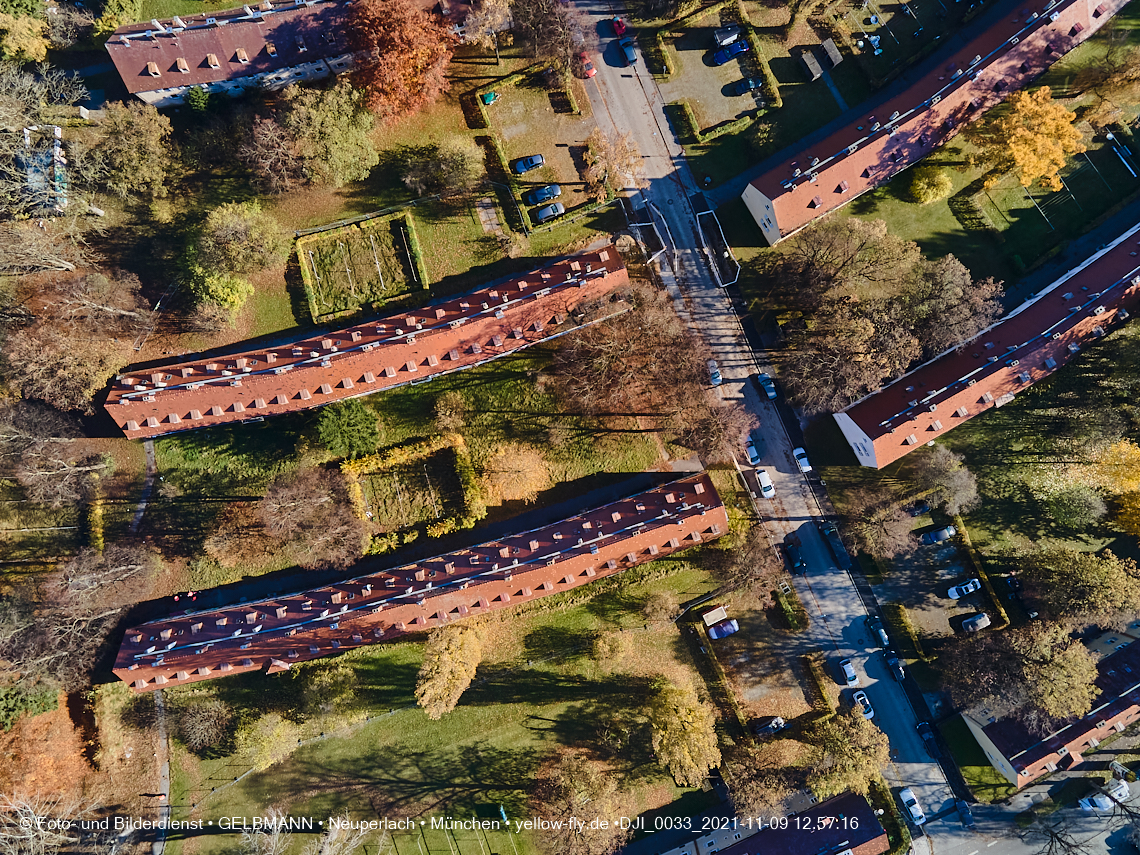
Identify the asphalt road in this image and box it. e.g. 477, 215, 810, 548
571, 1, 953, 842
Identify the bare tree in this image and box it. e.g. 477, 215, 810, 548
58, 543, 155, 595
176, 699, 235, 752
512, 0, 576, 65
0, 793, 109, 855
0, 220, 99, 276
260, 467, 366, 570
909, 445, 980, 516
238, 116, 305, 194
843, 485, 915, 559
584, 129, 640, 200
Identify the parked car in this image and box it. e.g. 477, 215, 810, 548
818, 520, 853, 571
866, 616, 889, 648
532, 202, 565, 224
576, 51, 596, 78
752, 715, 786, 736
908, 499, 932, 517
955, 799, 975, 829
712, 40, 749, 65
1078, 779, 1128, 813
793, 447, 812, 473
512, 154, 545, 174
713, 24, 742, 46
948, 578, 982, 599
916, 721, 939, 757
522, 184, 561, 206
962, 612, 991, 633
619, 37, 638, 65
899, 788, 927, 825
838, 657, 858, 687
745, 436, 761, 466
921, 525, 957, 545
733, 77, 763, 95
886, 651, 905, 682
851, 690, 874, 720
612, 15, 626, 35
753, 372, 777, 399
784, 543, 806, 575
708, 618, 739, 639
756, 469, 775, 499
708, 359, 723, 386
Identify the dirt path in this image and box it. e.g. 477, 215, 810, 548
129, 440, 157, 535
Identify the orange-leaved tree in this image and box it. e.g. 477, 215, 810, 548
346, 0, 456, 121
980, 86, 1086, 191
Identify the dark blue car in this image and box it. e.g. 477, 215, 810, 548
512, 154, 545, 174
522, 184, 561, 206
713, 40, 749, 65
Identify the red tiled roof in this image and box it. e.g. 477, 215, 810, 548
105, 248, 628, 440
836, 223, 1140, 468
113, 472, 727, 691
742, 0, 1129, 243
982, 638, 1140, 785
104, 0, 352, 95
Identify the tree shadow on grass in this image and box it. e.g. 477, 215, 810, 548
521, 625, 598, 662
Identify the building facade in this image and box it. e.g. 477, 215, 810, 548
104, 246, 629, 441
114, 472, 728, 691
741, 0, 1128, 245
835, 221, 1140, 468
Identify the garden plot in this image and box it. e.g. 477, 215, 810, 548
360, 450, 463, 532
299, 214, 418, 319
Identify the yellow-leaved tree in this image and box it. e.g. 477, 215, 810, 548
647, 680, 721, 787
414, 624, 484, 719
0, 13, 49, 62
977, 87, 1086, 191
1087, 439, 1140, 494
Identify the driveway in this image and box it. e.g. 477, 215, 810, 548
573, 0, 952, 832
873, 541, 982, 639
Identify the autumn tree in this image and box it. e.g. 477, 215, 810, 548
185, 269, 254, 316
433, 390, 467, 432
843, 486, 915, 559
0, 794, 112, 855
723, 741, 803, 816
0, 12, 47, 62
0, 219, 97, 275
1046, 485, 1107, 530
804, 709, 890, 798
0, 401, 106, 507
463, 0, 512, 62
297, 662, 357, 715
1085, 439, 1140, 494
584, 129, 640, 201
529, 752, 633, 855
1074, 42, 1140, 126
414, 624, 484, 719
396, 139, 483, 198
647, 680, 721, 787
196, 201, 290, 274
970, 86, 1086, 191
906, 164, 953, 204
512, 0, 576, 66
175, 699, 235, 752
702, 524, 783, 590
260, 467, 366, 570
58, 543, 155, 595
643, 591, 678, 623
940, 623, 1100, 728
756, 219, 1002, 411
908, 445, 979, 516
1017, 547, 1140, 626
94, 101, 173, 199
239, 82, 379, 192
480, 443, 550, 504
347, 0, 456, 121
316, 399, 380, 460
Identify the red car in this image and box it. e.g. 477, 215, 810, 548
577, 51, 596, 77
612, 16, 626, 35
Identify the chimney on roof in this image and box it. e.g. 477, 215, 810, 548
172, 14, 186, 27
150, 18, 163, 29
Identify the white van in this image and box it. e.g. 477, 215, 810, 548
756, 469, 775, 499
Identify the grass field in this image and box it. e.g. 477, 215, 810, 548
163, 560, 723, 855
300, 216, 418, 318
939, 715, 1018, 804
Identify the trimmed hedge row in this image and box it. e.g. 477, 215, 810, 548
802, 653, 836, 715
869, 777, 913, 855
776, 588, 809, 631
954, 516, 1010, 629
669, 99, 765, 145
882, 602, 932, 662
739, 14, 782, 109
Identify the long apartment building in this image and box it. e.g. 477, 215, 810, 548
105, 247, 628, 441
835, 221, 1140, 468
114, 473, 728, 691
966, 624, 1140, 786
741, 0, 1128, 245
105, 0, 357, 109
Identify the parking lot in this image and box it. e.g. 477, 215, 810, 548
872, 526, 994, 639
659, 17, 766, 129
489, 75, 595, 219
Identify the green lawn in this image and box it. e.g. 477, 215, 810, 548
939, 715, 1018, 804
164, 561, 723, 855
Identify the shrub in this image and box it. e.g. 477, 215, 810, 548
176, 699, 235, 751
0, 686, 57, 731
907, 165, 954, 204
186, 267, 254, 315
186, 87, 210, 113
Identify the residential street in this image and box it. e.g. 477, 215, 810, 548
572, 0, 953, 842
